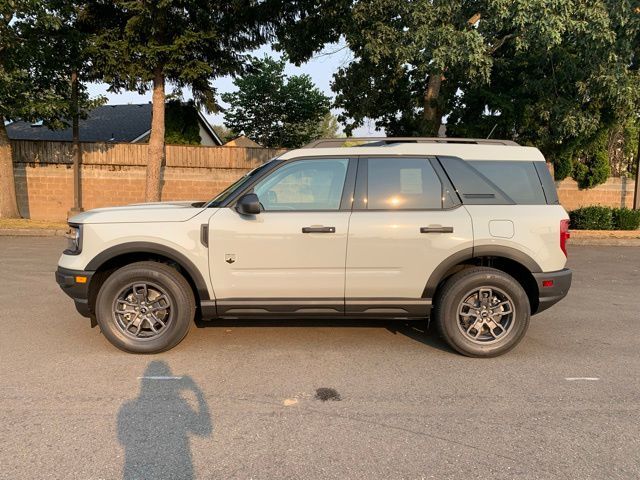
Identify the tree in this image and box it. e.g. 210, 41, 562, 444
89, 0, 306, 201
277, 0, 639, 188
165, 100, 201, 145
278, 1, 493, 136
317, 112, 342, 139
0, 0, 97, 218
447, 0, 640, 188
34, 0, 105, 215
211, 125, 237, 144
222, 56, 330, 148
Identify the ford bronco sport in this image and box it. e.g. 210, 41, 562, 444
56, 137, 572, 357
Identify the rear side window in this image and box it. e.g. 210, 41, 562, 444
534, 161, 559, 204
437, 156, 513, 205
366, 158, 443, 209
468, 161, 547, 205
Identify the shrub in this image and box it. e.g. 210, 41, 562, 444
569, 206, 614, 230
553, 151, 574, 181
572, 147, 610, 188
612, 208, 640, 230
571, 130, 611, 189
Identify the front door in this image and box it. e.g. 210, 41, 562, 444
209, 157, 355, 316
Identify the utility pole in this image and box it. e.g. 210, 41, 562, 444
634, 128, 640, 210
68, 67, 83, 218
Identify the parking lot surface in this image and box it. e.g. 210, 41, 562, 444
1, 237, 639, 479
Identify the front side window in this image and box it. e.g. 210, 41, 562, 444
366, 158, 443, 209
206, 160, 278, 207
253, 158, 349, 211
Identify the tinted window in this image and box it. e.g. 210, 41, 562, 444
468, 161, 546, 205
253, 159, 348, 211
206, 160, 278, 207
534, 161, 559, 204
367, 158, 442, 209
437, 156, 513, 205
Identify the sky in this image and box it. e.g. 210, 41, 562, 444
86, 44, 384, 138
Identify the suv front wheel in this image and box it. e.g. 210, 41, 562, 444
95, 261, 195, 353
433, 267, 530, 357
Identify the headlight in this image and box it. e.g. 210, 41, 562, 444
64, 224, 82, 255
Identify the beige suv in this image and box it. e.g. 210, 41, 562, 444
56, 137, 572, 357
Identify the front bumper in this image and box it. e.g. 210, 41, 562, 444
532, 268, 572, 314
55, 267, 94, 317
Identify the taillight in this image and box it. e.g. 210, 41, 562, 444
560, 219, 570, 257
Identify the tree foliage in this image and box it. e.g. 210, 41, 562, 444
317, 113, 342, 139
278, 0, 640, 188
0, 0, 101, 217
87, 0, 320, 200
165, 100, 201, 145
448, 0, 640, 187
2, 1, 103, 126
571, 131, 611, 189
212, 125, 237, 144
222, 56, 331, 148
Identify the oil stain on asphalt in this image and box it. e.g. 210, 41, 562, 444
315, 388, 341, 401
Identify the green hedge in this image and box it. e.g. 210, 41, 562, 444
570, 206, 640, 230
612, 208, 640, 230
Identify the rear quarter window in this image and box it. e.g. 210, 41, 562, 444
468, 160, 547, 205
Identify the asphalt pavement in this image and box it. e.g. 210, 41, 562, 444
0, 237, 639, 479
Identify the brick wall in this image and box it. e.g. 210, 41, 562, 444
556, 177, 635, 211
9, 140, 285, 221
6, 140, 637, 221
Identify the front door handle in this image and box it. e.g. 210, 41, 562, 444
302, 226, 336, 233
420, 226, 454, 233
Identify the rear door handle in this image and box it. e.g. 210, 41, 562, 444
420, 226, 454, 233
302, 226, 336, 233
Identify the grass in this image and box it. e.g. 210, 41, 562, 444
0, 218, 68, 230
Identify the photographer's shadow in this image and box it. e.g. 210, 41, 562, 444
118, 361, 212, 480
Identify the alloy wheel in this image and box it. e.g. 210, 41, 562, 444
456, 286, 515, 344
112, 282, 172, 340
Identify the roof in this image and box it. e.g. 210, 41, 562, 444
6, 104, 153, 142
5, 103, 222, 145
224, 135, 262, 148
280, 142, 545, 162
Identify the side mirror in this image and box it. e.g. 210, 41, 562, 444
236, 193, 261, 215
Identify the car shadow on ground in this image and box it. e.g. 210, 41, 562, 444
118, 361, 212, 480
195, 318, 453, 354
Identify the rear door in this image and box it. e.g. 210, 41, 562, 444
345, 156, 474, 316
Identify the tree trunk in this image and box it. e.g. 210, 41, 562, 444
0, 117, 20, 218
422, 72, 443, 137
633, 127, 640, 210
145, 68, 166, 202
69, 68, 83, 217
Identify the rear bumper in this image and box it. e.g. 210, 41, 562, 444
532, 268, 572, 314
55, 267, 94, 317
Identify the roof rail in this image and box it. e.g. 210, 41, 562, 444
304, 137, 520, 148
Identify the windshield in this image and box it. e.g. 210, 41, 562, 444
204, 160, 278, 207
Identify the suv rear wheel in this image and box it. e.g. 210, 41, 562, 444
95, 261, 195, 353
433, 267, 530, 357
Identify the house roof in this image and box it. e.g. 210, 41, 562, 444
224, 135, 262, 148
6, 104, 153, 142
5, 103, 222, 145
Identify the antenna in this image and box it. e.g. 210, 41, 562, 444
486, 124, 498, 139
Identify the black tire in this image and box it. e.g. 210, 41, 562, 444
433, 267, 530, 358
95, 261, 195, 353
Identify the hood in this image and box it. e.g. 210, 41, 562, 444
69, 201, 207, 224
